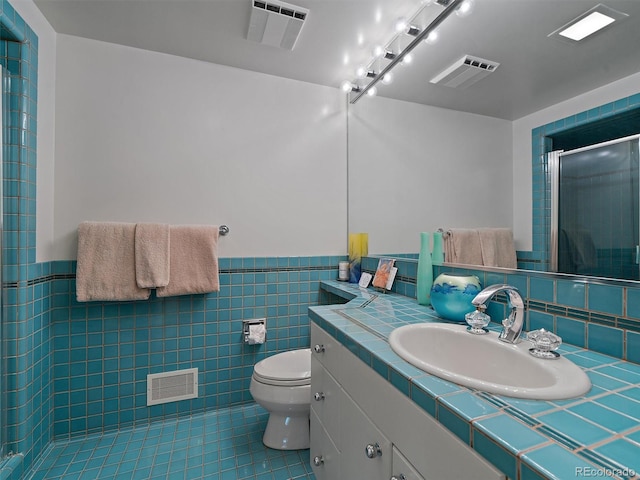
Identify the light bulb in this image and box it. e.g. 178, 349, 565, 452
395, 17, 408, 33
424, 30, 439, 44
355, 66, 367, 78
456, 0, 473, 17
367, 86, 378, 97
381, 72, 394, 85
341, 81, 353, 93
402, 53, 414, 65
372, 45, 385, 58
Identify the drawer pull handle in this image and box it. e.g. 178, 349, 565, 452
314, 392, 325, 401
365, 442, 382, 459
314, 344, 325, 353
313, 455, 324, 466
391, 475, 407, 480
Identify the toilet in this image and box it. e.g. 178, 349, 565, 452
249, 348, 311, 450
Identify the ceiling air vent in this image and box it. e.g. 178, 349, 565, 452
247, 0, 309, 50
430, 55, 500, 89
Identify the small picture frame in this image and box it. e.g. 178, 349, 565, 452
358, 272, 372, 288
372, 258, 395, 290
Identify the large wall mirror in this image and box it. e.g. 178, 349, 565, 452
347, 0, 640, 282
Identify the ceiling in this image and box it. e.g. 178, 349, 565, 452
33, 0, 640, 120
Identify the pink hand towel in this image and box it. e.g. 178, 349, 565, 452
76, 221, 151, 302
156, 225, 220, 297
135, 223, 170, 288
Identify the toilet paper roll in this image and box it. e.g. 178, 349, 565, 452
247, 324, 266, 345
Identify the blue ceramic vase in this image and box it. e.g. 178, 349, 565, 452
430, 273, 482, 321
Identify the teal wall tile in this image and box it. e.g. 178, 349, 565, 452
528, 310, 554, 332
556, 280, 585, 308
556, 316, 586, 348
627, 331, 640, 364
587, 324, 624, 358
529, 277, 554, 302
626, 288, 640, 319
588, 284, 623, 315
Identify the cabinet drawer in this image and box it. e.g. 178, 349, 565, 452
311, 322, 345, 382
311, 356, 343, 449
310, 409, 341, 480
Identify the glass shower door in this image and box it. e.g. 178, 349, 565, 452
551, 135, 640, 280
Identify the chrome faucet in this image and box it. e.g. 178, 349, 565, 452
471, 284, 525, 344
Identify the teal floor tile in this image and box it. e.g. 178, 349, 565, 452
26, 403, 315, 480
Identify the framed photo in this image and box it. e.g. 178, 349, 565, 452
372, 257, 395, 289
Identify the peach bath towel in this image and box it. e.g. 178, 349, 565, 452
478, 228, 517, 268
443, 228, 483, 265
156, 225, 220, 297
135, 223, 170, 288
76, 221, 151, 302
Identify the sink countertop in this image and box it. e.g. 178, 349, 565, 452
310, 280, 640, 480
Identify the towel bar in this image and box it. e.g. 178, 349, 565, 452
219, 225, 229, 236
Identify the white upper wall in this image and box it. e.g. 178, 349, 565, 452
53, 34, 347, 260
512, 70, 640, 251
10, 0, 56, 263
13, 0, 640, 260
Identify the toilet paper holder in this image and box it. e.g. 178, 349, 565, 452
243, 318, 266, 343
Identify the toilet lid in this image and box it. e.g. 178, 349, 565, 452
254, 348, 311, 385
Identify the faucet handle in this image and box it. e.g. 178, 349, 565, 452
465, 307, 491, 335
527, 328, 562, 359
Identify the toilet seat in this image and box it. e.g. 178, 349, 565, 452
253, 348, 311, 386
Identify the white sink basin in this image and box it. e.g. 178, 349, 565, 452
388, 323, 591, 400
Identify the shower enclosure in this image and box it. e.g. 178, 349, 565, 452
0, 64, 6, 459
550, 134, 640, 280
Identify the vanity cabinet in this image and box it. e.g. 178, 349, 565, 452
310, 322, 505, 480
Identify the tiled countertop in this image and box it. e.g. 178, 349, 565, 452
309, 280, 640, 480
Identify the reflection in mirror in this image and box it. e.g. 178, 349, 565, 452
347, 0, 640, 283
347, 96, 513, 255
551, 135, 640, 280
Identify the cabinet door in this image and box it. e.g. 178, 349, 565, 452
340, 391, 392, 480
311, 356, 343, 449
310, 409, 340, 480
391, 446, 425, 480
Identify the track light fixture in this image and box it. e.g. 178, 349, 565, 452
343, 0, 469, 103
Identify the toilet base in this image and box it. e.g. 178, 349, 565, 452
262, 412, 310, 450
